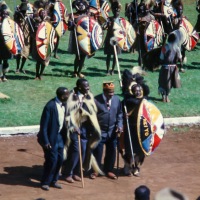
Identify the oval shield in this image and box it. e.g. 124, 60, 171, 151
89, 0, 110, 24
113, 17, 136, 51
1, 17, 24, 55
36, 21, 57, 60
179, 17, 199, 51
76, 16, 103, 56
144, 19, 164, 52
137, 99, 165, 156
53, 1, 68, 37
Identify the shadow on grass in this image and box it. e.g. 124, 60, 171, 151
50, 61, 73, 67
6, 75, 33, 81
118, 57, 138, 63
148, 96, 163, 102
185, 64, 200, 70
86, 66, 115, 77
57, 48, 68, 54
0, 165, 42, 188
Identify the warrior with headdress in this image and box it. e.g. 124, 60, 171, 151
158, 32, 182, 102
103, 0, 122, 75
47, 0, 68, 59
133, 2, 156, 66
62, 78, 102, 183
14, 0, 34, 74
121, 68, 150, 177
31, 0, 52, 80
0, 1, 12, 82
67, 0, 90, 78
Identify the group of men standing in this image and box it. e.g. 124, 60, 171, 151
37, 74, 149, 190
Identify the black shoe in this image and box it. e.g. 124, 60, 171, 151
41, 185, 49, 191
52, 182, 62, 189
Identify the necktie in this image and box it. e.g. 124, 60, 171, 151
106, 99, 110, 110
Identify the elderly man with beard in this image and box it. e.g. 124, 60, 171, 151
158, 33, 182, 103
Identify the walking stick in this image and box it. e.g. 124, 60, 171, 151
111, 39, 135, 175
69, 0, 80, 60
116, 131, 121, 179
78, 133, 85, 188
133, 0, 143, 67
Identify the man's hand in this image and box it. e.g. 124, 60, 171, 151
44, 143, 52, 150
116, 127, 123, 137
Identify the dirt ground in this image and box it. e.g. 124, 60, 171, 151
0, 126, 200, 200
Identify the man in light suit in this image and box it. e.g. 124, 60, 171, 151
37, 87, 69, 191
91, 81, 123, 179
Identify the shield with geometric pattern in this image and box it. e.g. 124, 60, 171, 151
113, 17, 136, 51
179, 17, 199, 51
1, 17, 24, 55
76, 16, 103, 56
36, 21, 57, 60
144, 19, 164, 52
89, 0, 110, 24
137, 99, 165, 156
53, 1, 68, 37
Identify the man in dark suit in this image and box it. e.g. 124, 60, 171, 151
91, 81, 123, 179
37, 87, 70, 191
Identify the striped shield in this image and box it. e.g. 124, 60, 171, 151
36, 21, 57, 60
89, 0, 110, 24
179, 17, 199, 51
1, 17, 24, 55
53, 1, 68, 37
113, 17, 136, 51
137, 99, 165, 156
76, 16, 103, 55
144, 19, 164, 52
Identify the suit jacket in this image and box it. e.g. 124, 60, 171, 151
37, 98, 67, 149
95, 94, 123, 138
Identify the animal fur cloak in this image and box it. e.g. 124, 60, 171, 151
64, 90, 103, 174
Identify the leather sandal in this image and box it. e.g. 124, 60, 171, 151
107, 172, 117, 180
89, 172, 98, 179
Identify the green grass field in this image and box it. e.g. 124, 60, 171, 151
0, 0, 200, 127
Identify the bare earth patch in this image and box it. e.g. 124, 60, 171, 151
0, 126, 200, 200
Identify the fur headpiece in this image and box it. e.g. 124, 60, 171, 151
103, 81, 115, 91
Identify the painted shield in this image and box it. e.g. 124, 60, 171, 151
53, 1, 68, 37
113, 17, 136, 51
1, 17, 24, 55
36, 21, 57, 60
145, 19, 164, 52
137, 99, 165, 156
179, 17, 199, 51
76, 16, 103, 56
89, 0, 110, 24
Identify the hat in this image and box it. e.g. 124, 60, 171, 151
154, 188, 189, 200
103, 81, 115, 91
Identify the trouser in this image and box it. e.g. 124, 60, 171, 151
93, 135, 117, 173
